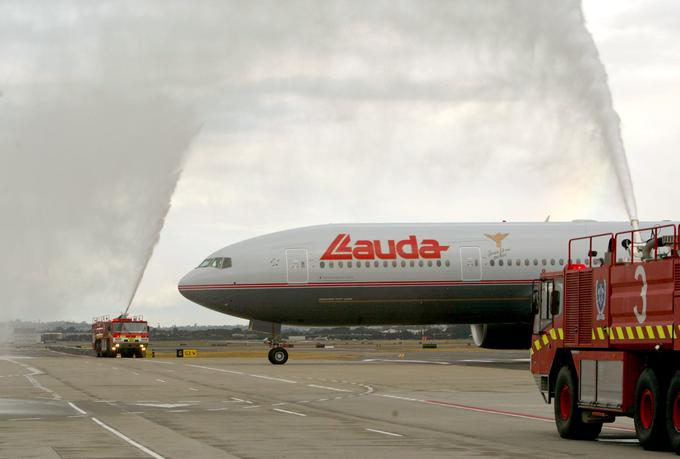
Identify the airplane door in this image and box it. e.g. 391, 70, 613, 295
285, 249, 309, 283
460, 247, 482, 281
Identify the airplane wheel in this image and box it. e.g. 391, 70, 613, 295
269, 347, 288, 365
665, 370, 680, 452
635, 368, 668, 450
554, 366, 601, 440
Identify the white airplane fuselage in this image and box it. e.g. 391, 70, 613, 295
178, 221, 667, 340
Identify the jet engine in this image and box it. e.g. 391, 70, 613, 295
470, 323, 532, 350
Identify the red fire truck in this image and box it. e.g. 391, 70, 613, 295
531, 223, 680, 452
92, 315, 149, 358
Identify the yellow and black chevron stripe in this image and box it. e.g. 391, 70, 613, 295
532, 324, 679, 356
596, 324, 678, 341
531, 328, 563, 355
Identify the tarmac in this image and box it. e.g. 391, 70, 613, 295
0, 343, 666, 458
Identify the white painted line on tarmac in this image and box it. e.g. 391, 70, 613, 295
94, 400, 119, 407
7, 360, 62, 401
9, 417, 42, 421
360, 384, 375, 394
362, 359, 450, 365
378, 394, 423, 402
132, 371, 140, 376
168, 409, 189, 413
186, 364, 243, 375
597, 438, 639, 444
365, 428, 403, 437
242, 405, 261, 409
188, 387, 199, 391
24, 372, 62, 400
92, 417, 164, 459
272, 402, 287, 406
273, 408, 306, 417
307, 384, 351, 392
68, 402, 87, 415
206, 407, 227, 412
249, 374, 297, 384
155, 379, 166, 383
136, 403, 190, 409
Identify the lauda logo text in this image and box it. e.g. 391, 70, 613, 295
321, 234, 450, 260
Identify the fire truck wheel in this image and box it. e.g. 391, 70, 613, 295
269, 347, 288, 365
665, 370, 680, 452
635, 368, 669, 450
554, 366, 601, 440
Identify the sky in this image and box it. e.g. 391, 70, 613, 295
2, 0, 679, 326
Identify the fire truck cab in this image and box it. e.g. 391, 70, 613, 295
92, 315, 149, 358
531, 224, 680, 452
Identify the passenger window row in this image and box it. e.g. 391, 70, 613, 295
490, 258, 565, 267
319, 257, 599, 270
320, 259, 452, 269
488, 258, 600, 267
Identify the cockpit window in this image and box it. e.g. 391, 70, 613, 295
198, 257, 232, 269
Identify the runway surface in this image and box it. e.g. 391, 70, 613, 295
0, 346, 662, 458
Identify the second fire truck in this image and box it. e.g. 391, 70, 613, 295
92, 315, 150, 358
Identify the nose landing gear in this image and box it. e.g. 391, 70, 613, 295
253, 321, 289, 365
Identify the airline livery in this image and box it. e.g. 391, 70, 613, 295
178, 220, 669, 364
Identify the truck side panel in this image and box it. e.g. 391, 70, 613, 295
610, 259, 675, 350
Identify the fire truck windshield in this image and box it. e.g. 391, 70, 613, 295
112, 322, 147, 333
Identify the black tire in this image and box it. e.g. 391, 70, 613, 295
554, 366, 602, 440
665, 370, 680, 453
270, 347, 288, 365
635, 368, 668, 450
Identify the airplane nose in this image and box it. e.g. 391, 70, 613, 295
178, 270, 200, 302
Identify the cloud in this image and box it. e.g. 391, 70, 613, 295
3, 0, 667, 325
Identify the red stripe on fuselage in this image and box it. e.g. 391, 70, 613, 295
178, 279, 533, 291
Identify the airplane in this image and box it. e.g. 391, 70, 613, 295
178, 220, 671, 364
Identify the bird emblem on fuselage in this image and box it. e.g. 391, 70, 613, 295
484, 232, 509, 249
